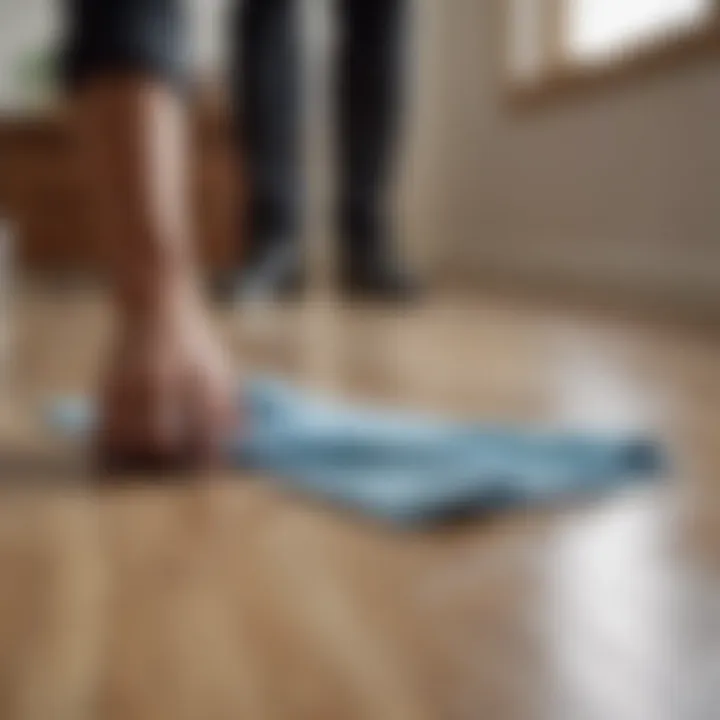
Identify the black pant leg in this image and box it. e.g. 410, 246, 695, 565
337, 0, 409, 258
230, 0, 302, 258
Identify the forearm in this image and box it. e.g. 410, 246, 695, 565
63, 0, 194, 319
77, 78, 200, 323
64, 1, 234, 470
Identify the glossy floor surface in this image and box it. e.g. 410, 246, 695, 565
0, 290, 718, 720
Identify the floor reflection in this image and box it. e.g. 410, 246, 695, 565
543, 493, 675, 720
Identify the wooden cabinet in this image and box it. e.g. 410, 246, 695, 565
0, 103, 240, 274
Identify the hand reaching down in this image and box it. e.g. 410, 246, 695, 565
98, 300, 236, 472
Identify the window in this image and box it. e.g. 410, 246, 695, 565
567, 0, 715, 61
506, 0, 720, 101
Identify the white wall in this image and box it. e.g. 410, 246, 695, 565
434, 1, 720, 306
0, 0, 59, 110
187, 0, 228, 77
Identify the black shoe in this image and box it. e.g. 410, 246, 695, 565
339, 257, 422, 302
210, 242, 304, 305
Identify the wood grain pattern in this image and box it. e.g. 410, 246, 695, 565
0, 289, 718, 720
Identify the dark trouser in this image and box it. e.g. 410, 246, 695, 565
64, 0, 408, 265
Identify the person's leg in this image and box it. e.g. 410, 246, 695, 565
336, 0, 418, 299
224, 0, 303, 300
64, 0, 234, 468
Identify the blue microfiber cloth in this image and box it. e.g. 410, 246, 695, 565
47, 376, 663, 524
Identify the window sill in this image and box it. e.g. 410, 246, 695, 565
506, 19, 720, 111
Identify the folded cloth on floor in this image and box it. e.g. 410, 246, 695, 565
48, 376, 664, 524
